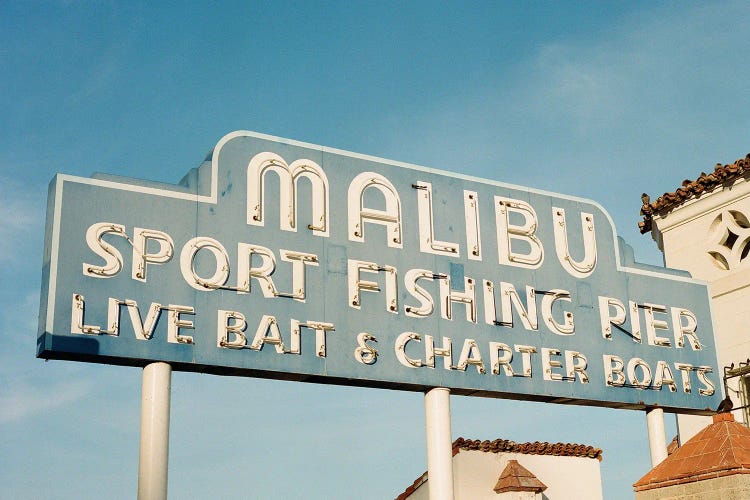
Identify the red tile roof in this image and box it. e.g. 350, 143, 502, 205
493, 459, 547, 494
394, 437, 602, 499
634, 413, 750, 492
395, 471, 427, 500
453, 437, 603, 460
639, 153, 750, 234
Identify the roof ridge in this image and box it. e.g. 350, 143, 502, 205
639, 153, 750, 234
394, 471, 427, 500
452, 436, 603, 460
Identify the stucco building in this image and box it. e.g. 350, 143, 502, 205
396, 437, 603, 499
640, 153, 750, 443
634, 153, 750, 498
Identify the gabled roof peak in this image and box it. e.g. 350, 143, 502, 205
494, 459, 547, 494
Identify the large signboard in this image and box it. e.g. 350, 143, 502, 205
38, 131, 722, 413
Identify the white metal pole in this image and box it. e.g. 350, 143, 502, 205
425, 387, 454, 500
138, 362, 172, 500
646, 407, 668, 467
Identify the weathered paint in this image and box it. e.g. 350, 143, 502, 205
38, 131, 722, 413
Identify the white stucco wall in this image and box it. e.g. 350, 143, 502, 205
405, 449, 602, 500
651, 177, 750, 441
496, 491, 538, 500
405, 479, 429, 500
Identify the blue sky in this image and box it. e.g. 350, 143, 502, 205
2, 1, 749, 498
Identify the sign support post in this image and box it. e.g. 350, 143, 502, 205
138, 362, 172, 500
425, 387, 454, 500
646, 407, 668, 467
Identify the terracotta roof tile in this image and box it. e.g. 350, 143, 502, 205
634, 413, 750, 492
395, 471, 427, 500
493, 459, 547, 494
639, 153, 750, 233
452, 437, 603, 460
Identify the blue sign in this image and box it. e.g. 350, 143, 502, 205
38, 131, 721, 414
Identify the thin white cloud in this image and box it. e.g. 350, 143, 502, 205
66, 54, 122, 105
0, 379, 92, 424
0, 289, 41, 351
22, 290, 40, 333
521, 1, 750, 142
64, 14, 139, 106
0, 176, 42, 264
378, 2, 750, 268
